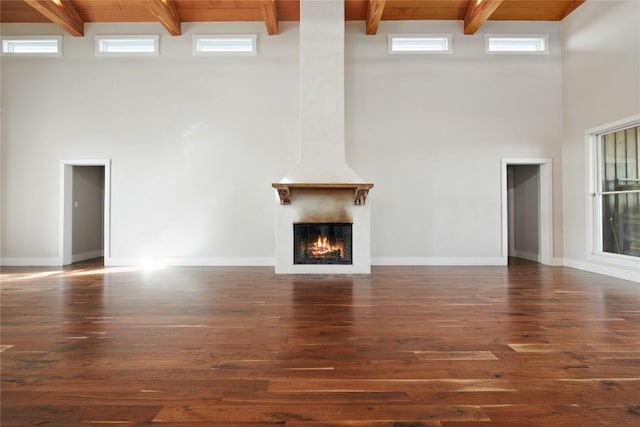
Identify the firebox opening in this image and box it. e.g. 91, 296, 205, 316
294, 223, 353, 265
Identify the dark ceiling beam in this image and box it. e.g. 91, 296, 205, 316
145, 0, 181, 36
260, 0, 279, 35
464, 0, 504, 35
23, 0, 84, 36
366, 0, 386, 35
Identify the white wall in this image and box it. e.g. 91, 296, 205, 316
561, 0, 640, 280
1, 19, 563, 267
1, 22, 300, 265
346, 20, 563, 264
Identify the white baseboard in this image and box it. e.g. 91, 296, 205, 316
563, 258, 640, 283
4, 256, 636, 283
72, 250, 104, 263
550, 257, 565, 266
0, 258, 60, 267
372, 257, 506, 266
105, 257, 275, 267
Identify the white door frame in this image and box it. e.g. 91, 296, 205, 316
501, 158, 554, 265
507, 166, 516, 257
59, 159, 111, 266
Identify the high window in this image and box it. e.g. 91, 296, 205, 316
588, 118, 640, 260
1, 36, 62, 56
95, 35, 159, 56
486, 35, 548, 54
387, 35, 453, 54
193, 35, 257, 55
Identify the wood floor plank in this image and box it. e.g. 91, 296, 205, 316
266, 378, 518, 393
0, 404, 162, 426
152, 403, 489, 423
1, 260, 639, 425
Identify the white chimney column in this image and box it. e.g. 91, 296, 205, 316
283, 0, 363, 183
300, 0, 345, 164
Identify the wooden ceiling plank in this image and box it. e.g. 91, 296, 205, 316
561, 0, 585, 19
260, 0, 279, 36
23, 0, 84, 36
366, 0, 386, 35
1, 0, 588, 26
464, 0, 505, 35
145, 0, 181, 36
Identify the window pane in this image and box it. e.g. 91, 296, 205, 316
197, 37, 253, 53
193, 35, 257, 55
390, 36, 450, 53
602, 193, 640, 257
487, 36, 547, 53
95, 35, 159, 56
99, 39, 156, 53
1, 37, 61, 55
601, 125, 640, 192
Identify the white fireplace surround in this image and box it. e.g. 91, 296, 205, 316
274, 189, 371, 274
274, 0, 373, 274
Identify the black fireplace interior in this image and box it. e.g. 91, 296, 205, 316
294, 223, 353, 264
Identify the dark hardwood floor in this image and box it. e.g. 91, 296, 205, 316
1, 259, 639, 426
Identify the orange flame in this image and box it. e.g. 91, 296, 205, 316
307, 235, 343, 257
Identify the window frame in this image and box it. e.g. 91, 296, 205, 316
387, 34, 453, 55
586, 115, 640, 267
1, 35, 62, 57
192, 34, 258, 56
485, 35, 549, 55
95, 35, 160, 57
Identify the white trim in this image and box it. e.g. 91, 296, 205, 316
106, 257, 275, 267
539, 161, 554, 265
2, 257, 635, 282
564, 258, 640, 283
59, 159, 111, 266
372, 257, 506, 266
501, 158, 554, 266
550, 257, 565, 267
585, 132, 597, 261
0, 258, 60, 267
586, 251, 640, 268
507, 166, 516, 256
584, 114, 640, 135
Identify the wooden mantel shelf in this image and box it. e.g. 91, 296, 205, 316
272, 183, 374, 205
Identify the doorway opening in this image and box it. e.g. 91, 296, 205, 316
507, 165, 540, 263
59, 160, 111, 266
501, 159, 554, 266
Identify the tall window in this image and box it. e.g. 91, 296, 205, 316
592, 122, 640, 258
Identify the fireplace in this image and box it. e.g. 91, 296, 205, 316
272, 0, 372, 274
294, 223, 352, 265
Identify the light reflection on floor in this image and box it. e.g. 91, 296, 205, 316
0, 265, 161, 283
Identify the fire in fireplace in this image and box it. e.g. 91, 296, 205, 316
294, 223, 353, 264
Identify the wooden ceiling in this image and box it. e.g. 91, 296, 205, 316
1, 0, 586, 37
